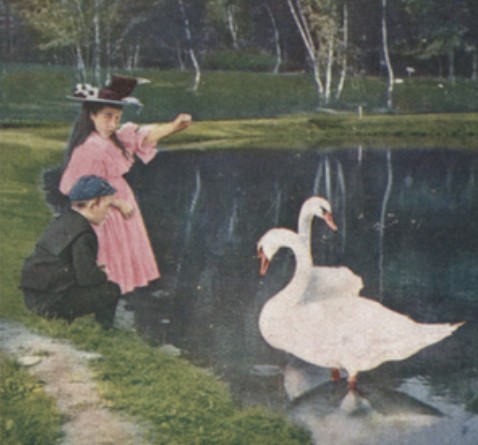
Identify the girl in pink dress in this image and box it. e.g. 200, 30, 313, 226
60, 75, 191, 294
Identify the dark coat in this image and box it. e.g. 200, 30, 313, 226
21, 209, 107, 293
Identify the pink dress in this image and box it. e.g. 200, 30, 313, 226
60, 123, 160, 294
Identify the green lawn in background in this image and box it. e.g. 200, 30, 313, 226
2, 64, 478, 123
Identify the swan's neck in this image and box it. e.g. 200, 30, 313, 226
298, 206, 318, 260
281, 238, 312, 304
298, 212, 314, 245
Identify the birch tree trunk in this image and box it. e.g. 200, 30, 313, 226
226, 6, 239, 49
178, 0, 201, 91
133, 43, 140, 68
75, 44, 87, 82
336, 1, 348, 100
93, 0, 102, 84
324, 32, 334, 105
286, 0, 323, 106
471, 50, 477, 80
381, 0, 394, 110
176, 41, 186, 71
264, 1, 282, 74
73, 0, 89, 81
448, 48, 455, 84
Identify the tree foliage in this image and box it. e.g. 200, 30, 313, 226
2, 0, 477, 82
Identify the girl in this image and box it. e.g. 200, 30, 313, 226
60, 75, 192, 294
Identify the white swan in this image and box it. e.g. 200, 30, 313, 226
297, 196, 363, 299
297, 196, 361, 382
257, 228, 464, 390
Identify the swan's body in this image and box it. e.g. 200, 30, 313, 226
297, 197, 363, 299
257, 228, 464, 389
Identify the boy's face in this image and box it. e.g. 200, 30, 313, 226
90, 107, 123, 138
88, 195, 115, 225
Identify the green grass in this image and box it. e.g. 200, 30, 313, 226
71, 323, 309, 444
159, 113, 478, 150
2, 64, 478, 123
0, 354, 63, 445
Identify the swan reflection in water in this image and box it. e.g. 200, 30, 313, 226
283, 359, 478, 445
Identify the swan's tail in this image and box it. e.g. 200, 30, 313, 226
421, 321, 464, 341
364, 320, 465, 372
396, 321, 465, 361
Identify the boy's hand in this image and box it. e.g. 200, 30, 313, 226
114, 198, 135, 219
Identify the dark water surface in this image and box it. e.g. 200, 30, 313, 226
126, 147, 478, 444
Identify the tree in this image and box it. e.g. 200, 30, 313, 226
8, 0, 95, 80
207, 0, 240, 48
381, 0, 394, 110
401, 0, 468, 81
335, 0, 348, 99
178, 0, 201, 91
263, 0, 282, 73
5, 0, 475, 83
286, 0, 343, 106
463, 0, 478, 79
7, 0, 152, 81
0, 0, 18, 62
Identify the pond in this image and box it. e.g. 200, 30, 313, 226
126, 147, 478, 444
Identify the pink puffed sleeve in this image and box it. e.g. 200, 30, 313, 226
118, 122, 158, 164
60, 145, 108, 195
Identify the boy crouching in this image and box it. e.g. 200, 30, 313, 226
20, 175, 120, 329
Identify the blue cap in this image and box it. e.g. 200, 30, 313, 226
69, 175, 116, 201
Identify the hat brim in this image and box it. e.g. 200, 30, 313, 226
65, 96, 142, 107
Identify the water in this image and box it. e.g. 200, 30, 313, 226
126, 147, 478, 444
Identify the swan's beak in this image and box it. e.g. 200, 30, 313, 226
324, 211, 338, 232
258, 248, 270, 276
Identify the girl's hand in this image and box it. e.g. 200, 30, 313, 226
114, 198, 135, 219
143, 114, 192, 145
173, 113, 192, 132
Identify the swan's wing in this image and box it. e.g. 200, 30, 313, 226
287, 297, 461, 373
302, 266, 363, 302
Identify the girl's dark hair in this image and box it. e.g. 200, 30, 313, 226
64, 102, 129, 165
44, 102, 128, 216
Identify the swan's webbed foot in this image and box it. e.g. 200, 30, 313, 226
331, 368, 341, 382
347, 375, 365, 396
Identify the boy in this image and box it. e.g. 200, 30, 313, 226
21, 175, 121, 329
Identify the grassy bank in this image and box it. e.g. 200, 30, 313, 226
173, 113, 478, 150
0, 354, 63, 444
2, 112, 478, 152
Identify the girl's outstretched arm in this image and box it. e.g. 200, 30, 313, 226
144, 113, 192, 145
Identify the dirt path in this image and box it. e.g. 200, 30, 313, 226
0, 317, 150, 445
